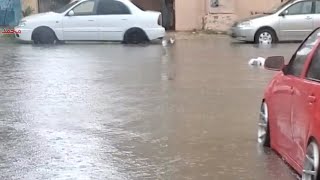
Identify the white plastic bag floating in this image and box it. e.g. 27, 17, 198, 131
248, 57, 266, 67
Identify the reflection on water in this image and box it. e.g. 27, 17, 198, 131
0, 38, 300, 179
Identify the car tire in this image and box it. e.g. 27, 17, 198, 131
32, 27, 57, 44
258, 101, 270, 147
302, 141, 320, 180
123, 28, 148, 44
254, 28, 277, 44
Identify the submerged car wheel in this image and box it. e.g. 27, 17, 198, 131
302, 141, 320, 180
258, 101, 270, 146
255, 29, 277, 44
124, 28, 148, 44
32, 27, 57, 44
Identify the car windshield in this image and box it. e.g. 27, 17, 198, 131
54, 0, 79, 13
265, 0, 293, 14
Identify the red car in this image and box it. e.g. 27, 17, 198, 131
260, 27, 320, 180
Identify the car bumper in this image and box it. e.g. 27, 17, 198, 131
230, 26, 256, 42
14, 27, 33, 42
144, 27, 165, 40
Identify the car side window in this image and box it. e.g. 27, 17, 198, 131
285, 1, 312, 15
316, 1, 320, 13
73, 0, 95, 16
306, 46, 320, 81
97, 0, 130, 15
286, 29, 320, 77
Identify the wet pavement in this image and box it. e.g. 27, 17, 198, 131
0, 36, 301, 180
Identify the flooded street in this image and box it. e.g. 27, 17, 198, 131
0, 36, 301, 180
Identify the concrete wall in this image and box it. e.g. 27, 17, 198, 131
175, 0, 207, 31
202, 0, 285, 32
235, 0, 280, 18
22, 0, 38, 13
20, 0, 286, 32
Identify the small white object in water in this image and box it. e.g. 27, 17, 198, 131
169, 38, 175, 44
162, 37, 175, 47
248, 57, 266, 67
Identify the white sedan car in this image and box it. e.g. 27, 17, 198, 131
14, 0, 165, 44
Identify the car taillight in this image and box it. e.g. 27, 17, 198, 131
158, 14, 162, 26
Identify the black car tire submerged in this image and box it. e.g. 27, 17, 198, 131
123, 28, 149, 44
32, 26, 57, 44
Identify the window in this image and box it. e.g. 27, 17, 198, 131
73, 0, 95, 15
285, 1, 312, 15
286, 29, 320, 77
97, 0, 130, 15
316, 1, 320, 13
306, 47, 320, 81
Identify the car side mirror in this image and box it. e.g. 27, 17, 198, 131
68, 10, 74, 16
280, 10, 288, 17
264, 56, 285, 71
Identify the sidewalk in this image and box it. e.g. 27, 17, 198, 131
166, 30, 228, 40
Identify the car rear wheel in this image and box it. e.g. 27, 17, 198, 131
258, 101, 270, 147
302, 141, 320, 180
254, 29, 277, 44
123, 28, 148, 44
32, 27, 57, 44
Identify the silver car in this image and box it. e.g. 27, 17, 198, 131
231, 0, 320, 43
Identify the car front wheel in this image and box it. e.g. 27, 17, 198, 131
302, 141, 320, 180
258, 101, 270, 147
32, 27, 57, 44
254, 29, 277, 44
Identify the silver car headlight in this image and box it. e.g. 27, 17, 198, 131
18, 20, 26, 27
238, 21, 251, 28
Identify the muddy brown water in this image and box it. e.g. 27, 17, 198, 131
0, 37, 301, 179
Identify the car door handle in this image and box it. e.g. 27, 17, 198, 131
121, 19, 128, 20
306, 16, 312, 20
308, 95, 316, 104
88, 20, 94, 21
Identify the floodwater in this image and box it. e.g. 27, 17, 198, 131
0, 36, 301, 180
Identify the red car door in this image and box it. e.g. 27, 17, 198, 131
274, 32, 318, 158
269, 75, 294, 153
291, 40, 320, 167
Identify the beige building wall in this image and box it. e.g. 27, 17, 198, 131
235, 0, 280, 18
176, 0, 286, 31
22, 0, 38, 13
21, 0, 286, 32
175, 0, 207, 31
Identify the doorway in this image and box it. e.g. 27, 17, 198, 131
38, 0, 71, 13
131, 0, 175, 30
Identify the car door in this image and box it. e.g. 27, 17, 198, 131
96, 0, 133, 41
280, 29, 320, 163
279, 0, 313, 41
291, 30, 320, 166
271, 31, 316, 155
62, 0, 99, 41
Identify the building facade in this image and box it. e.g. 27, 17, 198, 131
22, 0, 285, 32
176, 0, 284, 31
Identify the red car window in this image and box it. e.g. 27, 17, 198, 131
306, 46, 320, 81
286, 29, 320, 77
